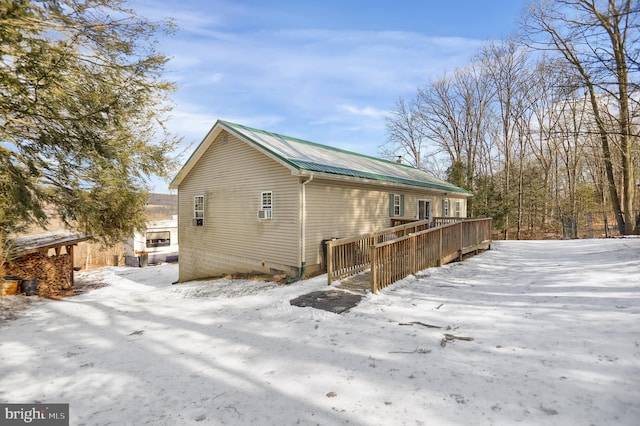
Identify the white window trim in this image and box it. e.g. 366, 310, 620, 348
443, 199, 450, 217
393, 194, 401, 217
417, 199, 431, 221
193, 195, 204, 226
454, 199, 463, 217
258, 191, 273, 220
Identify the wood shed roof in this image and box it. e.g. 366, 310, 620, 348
8, 230, 89, 256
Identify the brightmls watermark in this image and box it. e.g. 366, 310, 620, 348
1, 404, 68, 425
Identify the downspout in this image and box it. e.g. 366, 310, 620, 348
288, 174, 314, 283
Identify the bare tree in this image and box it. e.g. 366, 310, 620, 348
480, 39, 534, 238
527, 57, 566, 231
383, 97, 426, 168
413, 64, 493, 191
524, 0, 640, 234
383, 1, 639, 239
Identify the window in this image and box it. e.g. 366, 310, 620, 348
418, 200, 431, 222
146, 231, 170, 248
442, 199, 450, 217
389, 193, 405, 217
258, 191, 273, 220
193, 195, 204, 226
454, 199, 463, 217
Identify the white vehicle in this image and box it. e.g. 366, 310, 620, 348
125, 217, 178, 266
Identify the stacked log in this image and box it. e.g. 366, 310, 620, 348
2, 251, 73, 298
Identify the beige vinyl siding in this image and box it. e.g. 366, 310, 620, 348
400, 194, 467, 219
303, 180, 408, 268
403, 193, 434, 220
177, 131, 300, 281
435, 197, 467, 217
305, 178, 390, 245
304, 180, 468, 269
403, 194, 465, 219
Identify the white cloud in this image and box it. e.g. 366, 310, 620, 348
166, 109, 217, 142
160, 27, 484, 164
338, 104, 388, 119
165, 28, 483, 97
134, 1, 492, 191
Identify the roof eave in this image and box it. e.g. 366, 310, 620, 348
169, 121, 302, 190
8, 232, 90, 257
169, 121, 224, 189
295, 170, 472, 196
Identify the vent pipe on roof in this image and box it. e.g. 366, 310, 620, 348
396, 156, 403, 164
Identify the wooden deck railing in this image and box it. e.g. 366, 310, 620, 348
390, 218, 422, 227
433, 216, 465, 226
370, 218, 492, 293
326, 219, 431, 284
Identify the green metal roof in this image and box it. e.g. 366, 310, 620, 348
171, 119, 470, 195
221, 120, 469, 194
288, 160, 464, 193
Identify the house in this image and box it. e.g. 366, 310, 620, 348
169, 120, 471, 282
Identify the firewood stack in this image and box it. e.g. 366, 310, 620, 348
3, 251, 73, 298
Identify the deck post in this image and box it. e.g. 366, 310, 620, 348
458, 222, 463, 260
411, 235, 416, 274
437, 228, 443, 266
327, 240, 333, 285
370, 246, 378, 294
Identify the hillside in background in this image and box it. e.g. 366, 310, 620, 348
147, 193, 177, 220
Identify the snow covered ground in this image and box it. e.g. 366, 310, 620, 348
1, 239, 639, 425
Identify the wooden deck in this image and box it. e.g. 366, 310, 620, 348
370, 218, 492, 293
326, 218, 492, 293
325, 219, 431, 284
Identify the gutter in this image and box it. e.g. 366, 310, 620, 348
287, 174, 314, 284
294, 170, 471, 196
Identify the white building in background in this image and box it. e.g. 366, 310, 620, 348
125, 216, 178, 266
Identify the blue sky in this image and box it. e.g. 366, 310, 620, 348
133, 0, 530, 192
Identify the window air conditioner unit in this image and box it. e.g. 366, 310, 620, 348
257, 209, 272, 220
192, 218, 204, 226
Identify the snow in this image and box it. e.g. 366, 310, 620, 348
1, 239, 639, 425
8, 230, 88, 253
